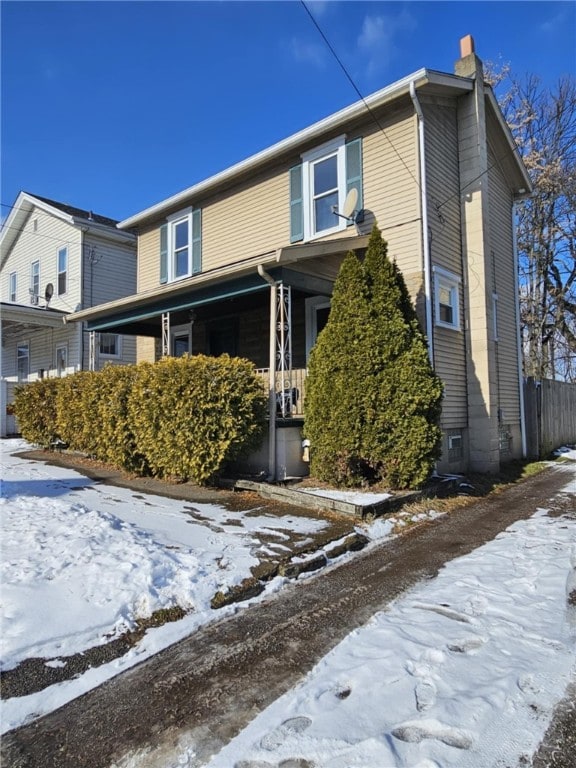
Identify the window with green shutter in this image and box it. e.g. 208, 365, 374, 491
160, 207, 202, 284
297, 135, 363, 241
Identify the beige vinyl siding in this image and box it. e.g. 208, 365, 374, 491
136, 108, 422, 299
423, 100, 467, 429
488, 142, 520, 424
2, 205, 82, 311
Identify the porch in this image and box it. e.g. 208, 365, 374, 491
65, 234, 369, 479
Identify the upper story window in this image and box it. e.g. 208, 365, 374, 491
57, 247, 68, 295
159, 207, 202, 284
290, 136, 363, 243
30, 261, 40, 304
433, 266, 461, 331
9, 272, 17, 302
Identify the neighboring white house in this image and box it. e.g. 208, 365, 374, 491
0, 192, 137, 436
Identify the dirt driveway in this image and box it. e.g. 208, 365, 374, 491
2, 464, 575, 768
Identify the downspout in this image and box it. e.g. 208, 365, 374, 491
257, 264, 277, 481
512, 200, 527, 458
409, 81, 434, 367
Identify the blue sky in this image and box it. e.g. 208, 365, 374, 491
2, 1, 575, 223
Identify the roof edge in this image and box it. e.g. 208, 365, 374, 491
119, 69, 474, 229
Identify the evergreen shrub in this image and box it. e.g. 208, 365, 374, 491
127, 355, 267, 483
304, 225, 443, 489
13, 378, 62, 448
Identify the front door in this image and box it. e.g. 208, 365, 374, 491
305, 296, 331, 361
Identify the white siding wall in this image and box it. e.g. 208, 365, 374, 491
83, 232, 137, 367
1, 325, 81, 381
1, 205, 83, 313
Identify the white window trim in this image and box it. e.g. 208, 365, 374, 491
57, 246, 68, 296
167, 206, 193, 282
433, 266, 461, 331
55, 344, 68, 377
99, 333, 122, 359
302, 135, 347, 242
30, 260, 40, 304
305, 295, 331, 361
9, 271, 17, 302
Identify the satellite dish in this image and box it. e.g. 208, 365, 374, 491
45, 283, 54, 306
342, 188, 358, 219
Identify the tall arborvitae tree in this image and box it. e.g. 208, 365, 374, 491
304, 248, 372, 483
305, 225, 443, 488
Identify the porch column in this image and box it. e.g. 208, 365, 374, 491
276, 284, 293, 417
268, 284, 277, 479
88, 331, 96, 371
161, 312, 170, 357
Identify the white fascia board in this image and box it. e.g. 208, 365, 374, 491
119, 68, 475, 230
1, 192, 76, 267
76, 219, 136, 244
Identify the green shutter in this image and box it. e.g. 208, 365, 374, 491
345, 138, 363, 226
192, 208, 202, 274
159, 223, 168, 284
289, 164, 304, 243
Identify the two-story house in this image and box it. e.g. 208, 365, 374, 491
66, 37, 532, 480
1, 192, 137, 436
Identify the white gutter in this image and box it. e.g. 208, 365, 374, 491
512, 200, 527, 458
118, 70, 473, 230
257, 265, 278, 481
409, 81, 434, 366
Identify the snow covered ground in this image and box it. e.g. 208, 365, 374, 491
0, 439, 333, 733
199, 462, 576, 768
1, 438, 575, 767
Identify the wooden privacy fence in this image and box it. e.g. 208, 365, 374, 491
524, 377, 576, 459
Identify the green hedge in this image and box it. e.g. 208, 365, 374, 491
13, 378, 61, 448
12, 355, 267, 484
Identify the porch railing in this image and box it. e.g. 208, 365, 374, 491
256, 368, 307, 418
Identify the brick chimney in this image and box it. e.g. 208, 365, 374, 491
455, 34, 484, 79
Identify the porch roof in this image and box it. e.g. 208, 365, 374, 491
1, 302, 69, 342
64, 234, 369, 333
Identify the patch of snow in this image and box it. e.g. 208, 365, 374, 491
554, 445, 576, 461
0, 440, 328, 733
204, 474, 576, 768
300, 488, 392, 506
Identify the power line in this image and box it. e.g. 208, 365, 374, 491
300, 1, 529, 216
300, 0, 422, 193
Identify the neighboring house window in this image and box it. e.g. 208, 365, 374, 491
433, 267, 461, 330
57, 247, 68, 295
9, 272, 17, 302
99, 333, 121, 357
30, 261, 40, 304
17, 343, 30, 382
159, 208, 202, 284
290, 136, 363, 243
56, 346, 68, 377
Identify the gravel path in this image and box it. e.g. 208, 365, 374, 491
2, 464, 574, 768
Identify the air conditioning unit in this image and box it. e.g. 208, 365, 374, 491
29, 289, 39, 305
